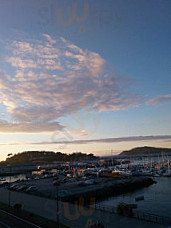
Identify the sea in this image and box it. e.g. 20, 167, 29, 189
98, 177, 171, 218
1, 174, 26, 183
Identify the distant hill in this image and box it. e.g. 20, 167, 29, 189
1, 151, 97, 164
119, 146, 171, 156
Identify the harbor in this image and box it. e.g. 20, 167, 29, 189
0, 1, 171, 227
0, 154, 171, 227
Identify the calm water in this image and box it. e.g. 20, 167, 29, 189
1, 174, 26, 183
98, 177, 171, 217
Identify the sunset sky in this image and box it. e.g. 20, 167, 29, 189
0, 0, 171, 161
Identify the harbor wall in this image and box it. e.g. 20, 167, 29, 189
61, 177, 155, 203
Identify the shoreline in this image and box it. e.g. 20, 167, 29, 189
0, 181, 165, 228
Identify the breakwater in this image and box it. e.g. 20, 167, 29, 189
61, 177, 154, 204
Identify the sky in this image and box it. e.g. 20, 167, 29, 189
0, 0, 171, 161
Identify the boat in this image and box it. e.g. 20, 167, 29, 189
153, 173, 161, 177
163, 171, 171, 177
135, 195, 144, 201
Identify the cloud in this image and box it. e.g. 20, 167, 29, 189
147, 94, 171, 105
1, 135, 170, 146
0, 120, 64, 133
50, 135, 171, 144
0, 34, 142, 133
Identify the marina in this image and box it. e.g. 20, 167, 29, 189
0, 153, 170, 228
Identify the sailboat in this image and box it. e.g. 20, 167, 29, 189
163, 158, 171, 177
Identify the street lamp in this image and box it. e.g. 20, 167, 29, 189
7, 153, 13, 208
53, 178, 59, 228
56, 184, 59, 228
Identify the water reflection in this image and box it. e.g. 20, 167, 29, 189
98, 177, 171, 217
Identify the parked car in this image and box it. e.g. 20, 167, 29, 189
16, 185, 27, 191
8, 183, 18, 189
34, 177, 40, 180
26, 186, 37, 192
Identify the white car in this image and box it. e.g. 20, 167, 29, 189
26, 186, 37, 192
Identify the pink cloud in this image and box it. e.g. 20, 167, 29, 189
0, 120, 64, 133
147, 94, 171, 105
0, 34, 142, 133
